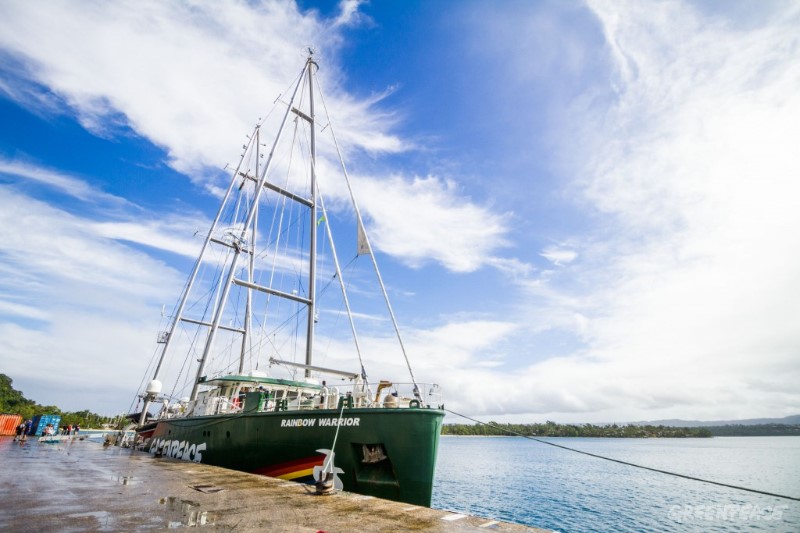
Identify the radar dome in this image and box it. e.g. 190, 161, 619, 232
145, 379, 163, 395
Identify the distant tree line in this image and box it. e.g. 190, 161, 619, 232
1, 373, 117, 429
442, 420, 713, 438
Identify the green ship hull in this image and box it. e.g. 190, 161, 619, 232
145, 406, 444, 506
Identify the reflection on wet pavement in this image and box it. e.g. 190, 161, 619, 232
160, 496, 216, 528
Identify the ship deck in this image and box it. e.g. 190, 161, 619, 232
0, 435, 546, 532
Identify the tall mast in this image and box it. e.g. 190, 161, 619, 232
137, 125, 261, 425
240, 126, 260, 374
304, 52, 318, 377
188, 59, 309, 401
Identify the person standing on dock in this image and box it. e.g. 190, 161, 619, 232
21, 419, 32, 441
13, 422, 24, 441
74, 424, 80, 436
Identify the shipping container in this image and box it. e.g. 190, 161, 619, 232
0, 414, 23, 436
29, 414, 61, 436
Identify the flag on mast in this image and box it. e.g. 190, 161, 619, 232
357, 219, 371, 256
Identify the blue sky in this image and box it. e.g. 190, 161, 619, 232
1, 0, 799, 423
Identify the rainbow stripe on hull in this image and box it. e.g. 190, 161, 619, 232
255, 455, 324, 481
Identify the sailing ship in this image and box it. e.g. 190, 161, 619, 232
131, 51, 445, 507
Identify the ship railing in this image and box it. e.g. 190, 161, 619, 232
298, 381, 442, 411
213, 396, 243, 415
172, 395, 243, 417
166, 382, 444, 416
373, 381, 443, 409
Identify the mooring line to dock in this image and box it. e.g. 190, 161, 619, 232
444, 408, 800, 502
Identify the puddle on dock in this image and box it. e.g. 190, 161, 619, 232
159, 496, 216, 528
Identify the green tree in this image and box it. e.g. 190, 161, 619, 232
0, 373, 40, 419
1, 373, 112, 428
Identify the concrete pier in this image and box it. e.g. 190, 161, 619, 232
0, 436, 544, 532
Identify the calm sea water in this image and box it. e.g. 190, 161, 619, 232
431, 436, 800, 532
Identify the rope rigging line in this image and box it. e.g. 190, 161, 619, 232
169, 247, 231, 403
444, 408, 800, 503
314, 75, 419, 397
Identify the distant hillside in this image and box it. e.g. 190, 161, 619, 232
631, 414, 800, 427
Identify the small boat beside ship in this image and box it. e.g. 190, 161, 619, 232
130, 51, 444, 506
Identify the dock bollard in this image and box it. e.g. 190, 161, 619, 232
315, 472, 335, 495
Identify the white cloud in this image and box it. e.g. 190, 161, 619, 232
501, 0, 800, 420
91, 220, 203, 259
540, 246, 577, 266
354, 174, 511, 272
0, 178, 190, 410
331, 0, 371, 29
0, 156, 210, 261
0, 299, 50, 321
0, 1, 406, 182
0, 188, 171, 296
410, 320, 518, 368
0, 157, 126, 204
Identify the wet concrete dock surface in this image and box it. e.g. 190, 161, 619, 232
0, 436, 545, 532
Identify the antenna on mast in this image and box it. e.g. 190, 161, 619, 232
304, 46, 319, 71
